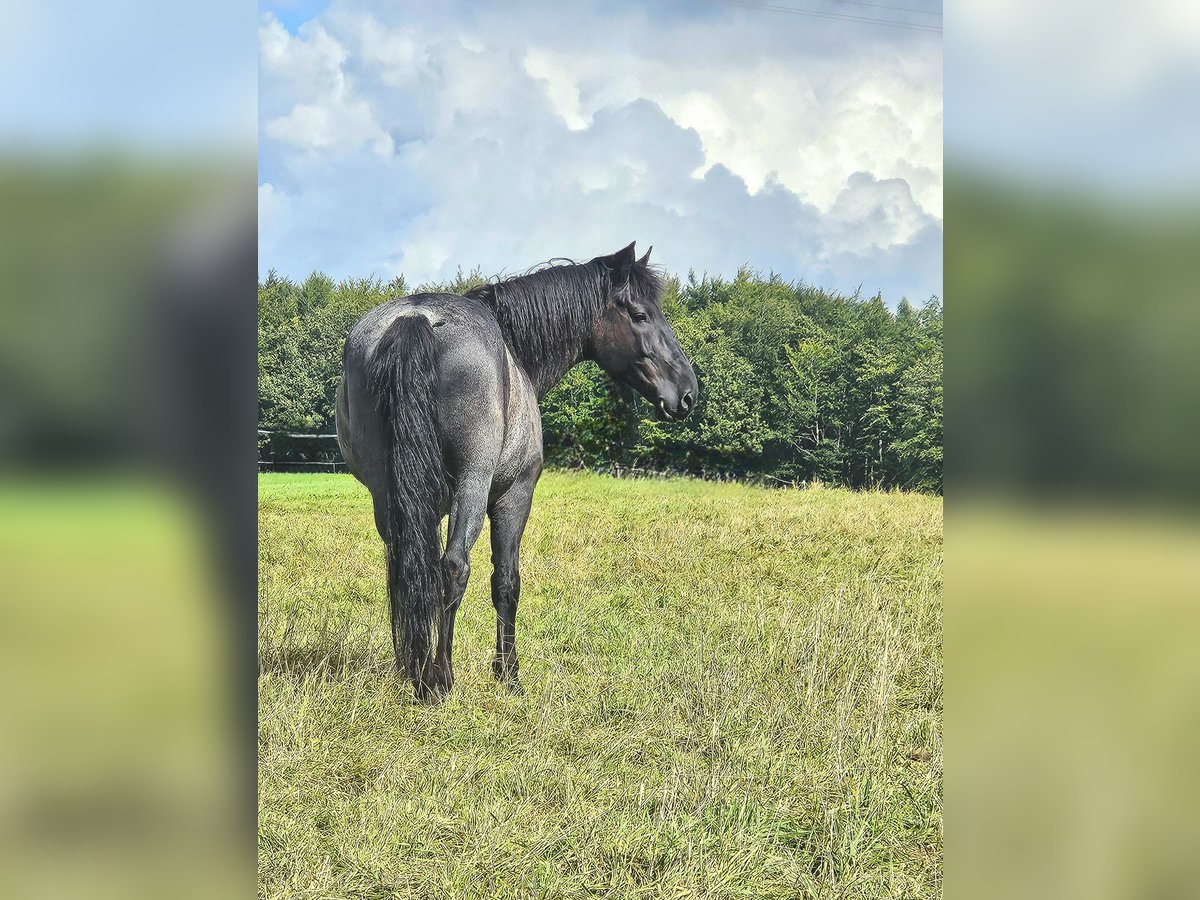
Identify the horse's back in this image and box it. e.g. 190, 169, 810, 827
338, 294, 539, 500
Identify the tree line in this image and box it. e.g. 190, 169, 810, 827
258, 267, 942, 492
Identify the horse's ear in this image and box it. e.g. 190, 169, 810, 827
638, 245, 652, 266
596, 242, 637, 286
615, 241, 637, 263
608, 241, 637, 283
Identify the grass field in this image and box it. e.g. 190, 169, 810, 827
258, 472, 942, 899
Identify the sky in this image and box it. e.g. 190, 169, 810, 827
946, 0, 1200, 195
1, 0, 256, 149
258, 0, 943, 305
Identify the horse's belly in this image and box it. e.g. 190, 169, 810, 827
491, 352, 543, 495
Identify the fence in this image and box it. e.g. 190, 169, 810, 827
579, 462, 809, 488
257, 430, 811, 488
257, 430, 348, 472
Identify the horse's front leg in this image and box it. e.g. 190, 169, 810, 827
430, 474, 489, 699
488, 477, 536, 694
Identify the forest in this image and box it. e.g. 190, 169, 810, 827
258, 266, 942, 492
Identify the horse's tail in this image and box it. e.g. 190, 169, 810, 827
366, 315, 444, 696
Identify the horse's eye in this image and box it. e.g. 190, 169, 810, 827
631, 311, 648, 324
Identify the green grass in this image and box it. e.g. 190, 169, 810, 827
258, 471, 942, 899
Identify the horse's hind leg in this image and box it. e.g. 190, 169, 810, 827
431, 474, 490, 697
488, 477, 536, 694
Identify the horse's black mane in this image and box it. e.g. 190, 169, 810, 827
464, 256, 661, 397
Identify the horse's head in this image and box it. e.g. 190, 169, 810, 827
589, 242, 699, 421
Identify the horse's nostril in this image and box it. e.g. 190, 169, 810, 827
681, 391, 694, 411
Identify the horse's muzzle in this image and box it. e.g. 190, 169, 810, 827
655, 388, 695, 421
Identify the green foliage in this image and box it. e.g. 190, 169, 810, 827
259, 268, 943, 491
415, 265, 487, 297
257, 271, 404, 432
540, 362, 632, 466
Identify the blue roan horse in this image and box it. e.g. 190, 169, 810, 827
337, 242, 698, 701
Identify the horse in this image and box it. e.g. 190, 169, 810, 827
336, 242, 699, 701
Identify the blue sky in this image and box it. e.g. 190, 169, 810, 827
259, 0, 943, 304
261, 0, 330, 34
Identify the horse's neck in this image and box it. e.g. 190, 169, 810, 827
499, 313, 597, 401
479, 267, 605, 400
521, 342, 589, 401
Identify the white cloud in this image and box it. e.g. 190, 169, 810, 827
265, 97, 394, 156
258, 1, 942, 303
518, 46, 942, 217
259, 16, 348, 112
259, 14, 393, 157
258, 182, 287, 264
827, 171, 938, 254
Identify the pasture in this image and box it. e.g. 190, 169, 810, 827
258, 472, 942, 899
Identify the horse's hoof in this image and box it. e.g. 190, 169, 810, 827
491, 659, 522, 694
412, 676, 451, 705
411, 683, 438, 705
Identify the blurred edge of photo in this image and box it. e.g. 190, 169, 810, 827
949, 2, 1200, 898
0, 1, 256, 898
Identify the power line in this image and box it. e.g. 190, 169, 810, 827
824, 0, 941, 17
719, 0, 942, 32
713, 0, 943, 33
